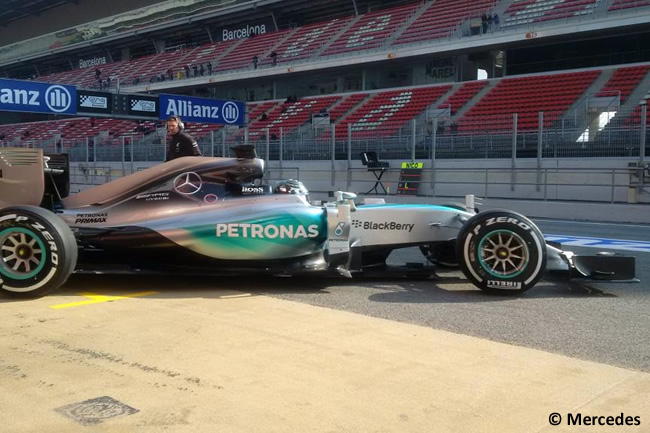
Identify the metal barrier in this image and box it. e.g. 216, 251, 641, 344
70, 165, 113, 185
4, 109, 647, 164
320, 166, 642, 204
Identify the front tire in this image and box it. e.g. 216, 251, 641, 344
0, 206, 77, 298
456, 210, 546, 294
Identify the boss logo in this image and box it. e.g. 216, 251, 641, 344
242, 186, 264, 194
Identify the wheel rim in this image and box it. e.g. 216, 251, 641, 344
477, 229, 529, 279
0, 228, 47, 280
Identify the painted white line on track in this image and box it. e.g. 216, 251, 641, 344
537, 219, 650, 229
545, 235, 650, 253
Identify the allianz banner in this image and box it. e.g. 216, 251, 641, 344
0, 78, 76, 115
159, 94, 245, 126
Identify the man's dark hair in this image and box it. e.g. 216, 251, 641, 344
167, 115, 184, 131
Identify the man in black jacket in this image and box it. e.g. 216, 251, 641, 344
165, 116, 202, 161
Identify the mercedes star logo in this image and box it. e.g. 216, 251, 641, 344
174, 172, 202, 195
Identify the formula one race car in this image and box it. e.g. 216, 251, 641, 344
0, 146, 636, 298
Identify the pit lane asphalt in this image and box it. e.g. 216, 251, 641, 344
32, 218, 647, 372
4, 219, 649, 375
255, 218, 650, 373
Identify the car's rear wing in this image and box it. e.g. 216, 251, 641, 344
0, 147, 70, 210
0, 147, 45, 208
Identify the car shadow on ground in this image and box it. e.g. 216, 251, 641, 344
363, 279, 618, 305
0, 272, 620, 304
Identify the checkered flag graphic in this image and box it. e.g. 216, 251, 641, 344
79, 94, 107, 109
130, 99, 156, 112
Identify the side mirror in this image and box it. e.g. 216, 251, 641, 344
333, 191, 357, 202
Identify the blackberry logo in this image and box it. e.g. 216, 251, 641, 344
353, 220, 415, 232
222, 102, 240, 124
45, 85, 72, 112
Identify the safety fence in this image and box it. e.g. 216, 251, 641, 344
2, 109, 647, 163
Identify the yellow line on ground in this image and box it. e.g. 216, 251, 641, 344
49, 291, 158, 309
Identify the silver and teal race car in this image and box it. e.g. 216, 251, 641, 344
0, 146, 636, 298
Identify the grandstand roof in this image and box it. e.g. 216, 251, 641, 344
0, 0, 75, 26
0, 0, 412, 77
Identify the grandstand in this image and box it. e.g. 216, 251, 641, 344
2, 64, 646, 141
0, 0, 649, 201
458, 69, 602, 132
501, 0, 600, 27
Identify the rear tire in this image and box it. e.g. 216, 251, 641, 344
0, 206, 77, 298
456, 210, 546, 294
